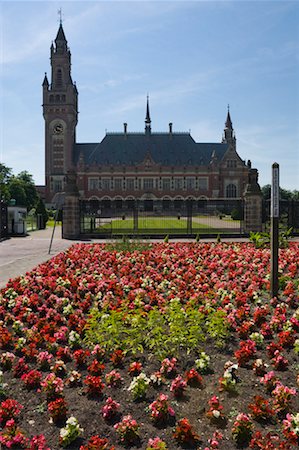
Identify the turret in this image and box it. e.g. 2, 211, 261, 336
222, 106, 236, 146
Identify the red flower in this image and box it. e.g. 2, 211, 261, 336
185, 368, 203, 387
128, 361, 143, 376
21, 369, 42, 390
248, 396, 275, 422
173, 418, 200, 445
87, 360, 105, 376
110, 349, 124, 367
234, 340, 256, 366
0, 399, 23, 426
80, 435, 115, 450
47, 397, 67, 423
84, 375, 104, 396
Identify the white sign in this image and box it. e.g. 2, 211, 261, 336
271, 165, 279, 218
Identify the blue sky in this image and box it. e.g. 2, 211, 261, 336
1, 0, 298, 190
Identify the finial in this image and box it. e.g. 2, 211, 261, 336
58, 8, 63, 25
227, 103, 230, 111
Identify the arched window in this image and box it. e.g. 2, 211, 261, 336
226, 184, 237, 198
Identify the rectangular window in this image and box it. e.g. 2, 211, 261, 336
53, 180, 63, 192
126, 178, 134, 190
162, 178, 170, 190
143, 178, 154, 190
174, 178, 183, 190
102, 178, 110, 190
198, 177, 208, 190
227, 160, 237, 168
114, 178, 122, 190
186, 177, 195, 189
88, 178, 99, 190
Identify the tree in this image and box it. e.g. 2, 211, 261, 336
35, 197, 49, 229
261, 185, 298, 201
7, 171, 39, 210
7, 178, 27, 206
0, 163, 12, 201
15, 171, 39, 210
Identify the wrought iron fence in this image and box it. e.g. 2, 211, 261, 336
0, 201, 8, 239
263, 199, 299, 235
79, 198, 244, 238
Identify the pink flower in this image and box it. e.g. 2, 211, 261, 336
170, 375, 187, 398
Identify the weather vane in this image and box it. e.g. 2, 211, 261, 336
58, 8, 63, 25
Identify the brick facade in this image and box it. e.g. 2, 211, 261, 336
43, 24, 257, 209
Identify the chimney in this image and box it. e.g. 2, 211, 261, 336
124, 123, 127, 139
169, 122, 173, 138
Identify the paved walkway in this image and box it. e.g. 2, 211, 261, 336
0, 226, 74, 289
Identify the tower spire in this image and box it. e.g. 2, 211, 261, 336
222, 105, 235, 145
145, 95, 151, 134
225, 104, 233, 130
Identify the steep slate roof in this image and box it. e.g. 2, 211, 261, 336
74, 133, 228, 167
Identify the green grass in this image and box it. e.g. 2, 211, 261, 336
91, 217, 214, 234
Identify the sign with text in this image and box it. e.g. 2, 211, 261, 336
271, 164, 279, 218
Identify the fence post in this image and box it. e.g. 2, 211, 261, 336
187, 200, 192, 234
270, 163, 279, 299
62, 171, 80, 240
133, 200, 138, 233
243, 168, 263, 233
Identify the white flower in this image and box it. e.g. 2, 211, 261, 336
212, 410, 221, 418
60, 428, 68, 438
67, 416, 78, 426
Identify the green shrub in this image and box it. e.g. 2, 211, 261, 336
83, 299, 228, 359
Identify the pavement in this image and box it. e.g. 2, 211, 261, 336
0, 226, 75, 289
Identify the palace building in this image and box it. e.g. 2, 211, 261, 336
42, 23, 256, 211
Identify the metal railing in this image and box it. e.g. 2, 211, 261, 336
79, 198, 244, 238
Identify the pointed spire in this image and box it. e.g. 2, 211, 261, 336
145, 95, 151, 133
222, 105, 235, 145
42, 72, 49, 87
54, 22, 68, 54
225, 104, 233, 129
55, 23, 67, 44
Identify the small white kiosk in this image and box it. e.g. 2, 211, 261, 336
7, 206, 27, 235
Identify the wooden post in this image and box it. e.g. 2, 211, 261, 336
270, 163, 279, 298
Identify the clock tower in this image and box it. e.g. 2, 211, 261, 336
42, 22, 78, 203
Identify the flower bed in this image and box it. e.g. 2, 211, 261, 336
0, 242, 298, 449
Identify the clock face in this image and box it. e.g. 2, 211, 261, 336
53, 123, 63, 134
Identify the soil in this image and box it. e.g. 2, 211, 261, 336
0, 241, 298, 449
1, 338, 298, 449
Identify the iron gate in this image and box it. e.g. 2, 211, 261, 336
79, 198, 244, 238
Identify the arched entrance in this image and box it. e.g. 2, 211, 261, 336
141, 193, 157, 212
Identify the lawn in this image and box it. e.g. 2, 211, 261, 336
92, 217, 214, 234
0, 242, 298, 449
